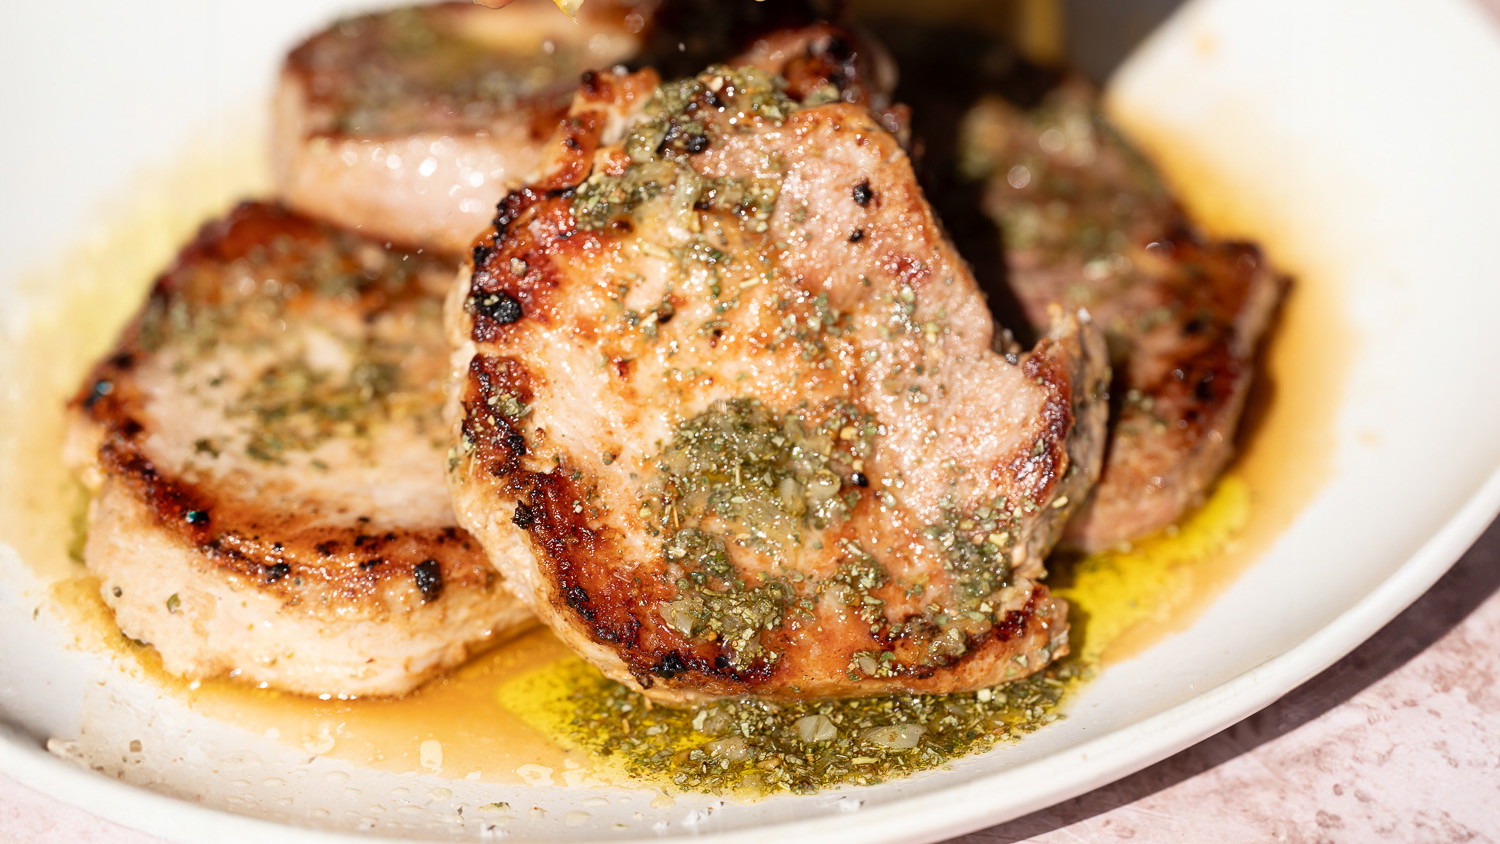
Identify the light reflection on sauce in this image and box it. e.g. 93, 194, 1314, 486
4, 106, 1348, 788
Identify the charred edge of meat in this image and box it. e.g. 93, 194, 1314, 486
579, 69, 606, 99
983, 591, 1049, 652
511, 501, 536, 529
851, 179, 874, 206
860, 591, 1047, 680
413, 559, 444, 602
461, 355, 535, 478
515, 469, 641, 646
466, 353, 783, 690
1106, 232, 1277, 449
641, 643, 777, 688
73, 201, 501, 613
97, 440, 214, 542
97, 436, 484, 600
471, 242, 494, 272
537, 111, 605, 192
489, 187, 551, 243
642, 625, 785, 687
96, 439, 296, 588
472, 190, 545, 343
72, 358, 134, 426
1009, 345, 1074, 501
465, 359, 628, 644
473, 194, 583, 343
1154, 344, 1245, 432
775, 26, 880, 107
475, 290, 524, 327
576, 67, 654, 109
195, 202, 327, 265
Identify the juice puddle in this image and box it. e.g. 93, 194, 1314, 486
5, 98, 1348, 793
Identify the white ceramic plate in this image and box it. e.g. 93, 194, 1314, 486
4, 0, 1500, 841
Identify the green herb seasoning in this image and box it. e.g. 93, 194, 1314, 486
660, 528, 789, 670
636, 397, 882, 668
572, 67, 792, 233
233, 355, 410, 461
507, 656, 1082, 795
143, 228, 455, 467
650, 397, 876, 546
823, 542, 889, 632
924, 502, 1022, 608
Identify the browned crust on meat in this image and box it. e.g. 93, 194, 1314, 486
450, 67, 1107, 703
1063, 228, 1281, 548
1015, 318, 1112, 563
462, 346, 1076, 695
84, 435, 498, 606
733, 23, 899, 116
462, 335, 1079, 696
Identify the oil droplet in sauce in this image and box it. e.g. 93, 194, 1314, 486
5, 100, 1349, 794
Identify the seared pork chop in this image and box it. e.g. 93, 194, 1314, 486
960, 82, 1284, 551
66, 202, 532, 697
449, 67, 1108, 704
273, 0, 651, 254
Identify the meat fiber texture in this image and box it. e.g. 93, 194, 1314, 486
66, 202, 534, 697
448, 66, 1109, 705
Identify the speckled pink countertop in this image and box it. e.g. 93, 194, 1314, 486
7, 1, 1500, 840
